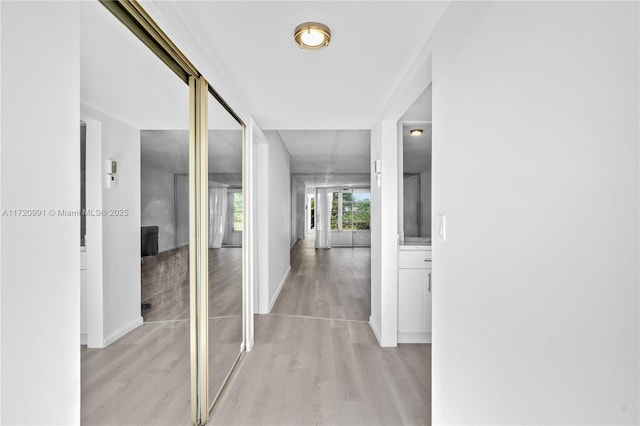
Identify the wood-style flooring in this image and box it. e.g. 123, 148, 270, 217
81, 315, 242, 425
210, 314, 431, 426
82, 237, 431, 425
272, 238, 371, 321
83, 246, 243, 425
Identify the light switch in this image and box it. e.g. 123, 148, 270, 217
438, 214, 446, 241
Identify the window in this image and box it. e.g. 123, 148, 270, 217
328, 189, 370, 231
233, 192, 243, 231
342, 192, 354, 230
330, 191, 339, 230
353, 190, 370, 230
310, 197, 315, 229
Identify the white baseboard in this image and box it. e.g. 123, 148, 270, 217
398, 332, 431, 344
268, 265, 291, 312
80, 333, 87, 345
103, 315, 143, 347
369, 316, 382, 345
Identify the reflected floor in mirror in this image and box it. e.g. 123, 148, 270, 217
141, 246, 242, 322
81, 316, 241, 425
83, 246, 242, 425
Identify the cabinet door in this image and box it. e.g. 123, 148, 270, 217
398, 268, 432, 333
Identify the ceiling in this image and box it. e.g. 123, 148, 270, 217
145, 1, 450, 130
141, 130, 243, 174
294, 173, 371, 188
276, 130, 370, 174
82, 1, 445, 186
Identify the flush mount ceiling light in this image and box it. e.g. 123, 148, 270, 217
294, 22, 331, 49
409, 129, 424, 137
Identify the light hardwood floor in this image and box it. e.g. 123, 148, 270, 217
272, 240, 371, 321
210, 314, 431, 426
82, 238, 431, 425
83, 246, 243, 425
211, 239, 430, 425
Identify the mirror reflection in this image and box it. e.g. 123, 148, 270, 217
80, 1, 191, 424
207, 92, 244, 407
401, 85, 432, 243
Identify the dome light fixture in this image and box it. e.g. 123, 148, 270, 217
409, 129, 424, 137
294, 22, 331, 49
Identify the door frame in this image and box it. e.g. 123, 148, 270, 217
81, 116, 105, 349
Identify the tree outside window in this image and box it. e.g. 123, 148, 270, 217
233, 192, 243, 231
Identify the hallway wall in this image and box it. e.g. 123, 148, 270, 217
81, 104, 142, 346
428, 2, 638, 424
141, 166, 176, 253
1, 3, 80, 424
257, 130, 291, 312
290, 176, 305, 247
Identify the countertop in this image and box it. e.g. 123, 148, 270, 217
398, 238, 432, 251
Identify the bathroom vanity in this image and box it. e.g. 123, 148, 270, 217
398, 239, 432, 343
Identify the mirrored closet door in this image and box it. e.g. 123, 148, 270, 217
206, 90, 245, 412
80, 1, 193, 424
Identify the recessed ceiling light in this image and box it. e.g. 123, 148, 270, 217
409, 129, 424, 137
294, 22, 331, 49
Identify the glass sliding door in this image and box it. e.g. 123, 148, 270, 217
353, 189, 371, 246
329, 188, 371, 247
206, 89, 245, 413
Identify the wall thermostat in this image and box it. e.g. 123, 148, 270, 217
107, 159, 117, 188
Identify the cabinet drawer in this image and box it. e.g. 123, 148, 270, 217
398, 250, 432, 269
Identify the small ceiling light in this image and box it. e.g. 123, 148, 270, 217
409, 129, 424, 137
294, 22, 331, 49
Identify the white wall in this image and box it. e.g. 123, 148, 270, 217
296, 182, 305, 239
369, 122, 399, 346
256, 130, 291, 313
141, 166, 176, 252
370, 126, 382, 340
81, 104, 142, 346
0, 1, 3, 418
404, 2, 637, 424
290, 176, 306, 246
256, 141, 269, 313
1, 3, 80, 424
0, 2, 4, 419
267, 131, 291, 308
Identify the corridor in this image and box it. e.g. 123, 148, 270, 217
210, 240, 432, 425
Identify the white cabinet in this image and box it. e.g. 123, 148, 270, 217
398, 248, 432, 343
